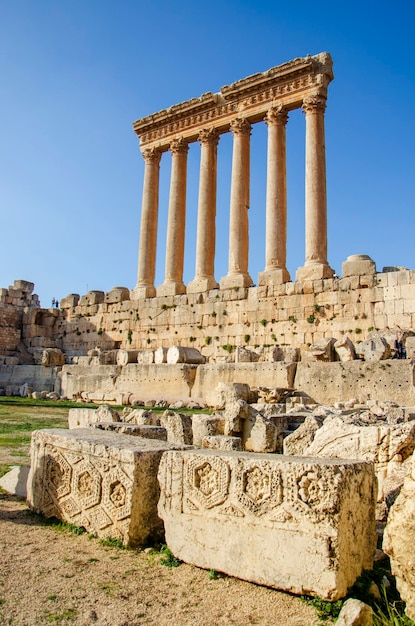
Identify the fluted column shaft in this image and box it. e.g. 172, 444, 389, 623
259, 106, 290, 286
133, 148, 161, 299
157, 138, 188, 296
296, 95, 334, 281
188, 129, 219, 294
220, 118, 253, 290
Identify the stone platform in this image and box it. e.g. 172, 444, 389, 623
158, 449, 376, 599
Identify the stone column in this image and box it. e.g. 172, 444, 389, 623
132, 148, 162, 299
296, 95, 334, 281
157, 138, 189, 297
259, 106, 290, 287
188, 129, 220, 294
220, 118, 253, 290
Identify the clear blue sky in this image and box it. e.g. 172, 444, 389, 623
1, 0, 414, 307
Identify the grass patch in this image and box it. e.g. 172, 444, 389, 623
159, 545, 181, 568
45, 608, 77, 623
98, 536, 125, 549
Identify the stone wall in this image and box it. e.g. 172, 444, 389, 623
0, 280, 39, 356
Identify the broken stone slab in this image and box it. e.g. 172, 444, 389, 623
355, 336, 391, 362
192, 414, 225, 446
241, 407, 279, 453
27, 429, 186, 547
235, 347, 260, 363
158, 449, 376, 600
283, 415, 324, 456
92, 423, 167, 441
336, 598, 373, 626
41, 349, 65, 367
0, 465, 30, 497
207, 382, 251, 410
159, 410, 193, 445
310, 337, 337, 362
68, 408, 98, 429
123, 409, 158, 426
201, 435, 242, 451
383, 453, 415, 622
334, 337, 357, 362
95, 405, 121, 422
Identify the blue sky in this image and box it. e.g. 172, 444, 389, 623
1, 1, 414, 307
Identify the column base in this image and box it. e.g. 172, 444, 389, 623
219, 272, 254, 290
187, 276, 219, 294
156, 281, 186, 297
258, 267, 290, 286
130, 284, 156, 299
295, 262, 334, 282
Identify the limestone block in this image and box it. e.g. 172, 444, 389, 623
154, 347, 168, 364
283, 416, 323, 456
68, 408, 98, 429
334, 337, 356, 362
124, 409, 158, 426
222, 398, 249, 435
310, 337, 336, 362
27, 429, 186, 547
116, 350, 140, 366
304, 416, 415, 507
201, 435, 242, 451
159, 410, 193, 445
60, 294, 80, 309
0, 465, 29, 497
158, 449, 376, 599
355, 336, 391, 362
383, 453, 415, 621
342, 255, 376, 278
79, 290, 105, 306
13, 279, 34, 293
92, 422, 167, 441
405, 336, 415, 359
167, 346, 205, 364
41, 348, 65, 366
192, 414, 225, 446
95, 405, 121, 422
206, 382, 251, 410
235, 347, 260, 363
336, 598, 373, 625
105, 287, 130, 304
242, 407, 279, 453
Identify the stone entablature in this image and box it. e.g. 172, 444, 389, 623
132, 53, 335, 298
133, 53, 333, 149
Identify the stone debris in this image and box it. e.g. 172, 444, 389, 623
159, 410, 193, 445
355, 335, 391, 362
336, 598, 373, 625
0, 465, 29, 497
334, 337, 357, 362
158, 449, 376, 600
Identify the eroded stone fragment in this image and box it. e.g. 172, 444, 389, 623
336, 598, 373, 625
158, 449, 376, 599
27, 429, 184, 547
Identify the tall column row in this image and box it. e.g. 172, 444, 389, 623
133, 97, 333, 298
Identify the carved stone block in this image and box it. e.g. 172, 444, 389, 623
158, 450, 376, 599
27, 429, 185, 547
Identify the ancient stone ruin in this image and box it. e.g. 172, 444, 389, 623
2, 52, 415, 615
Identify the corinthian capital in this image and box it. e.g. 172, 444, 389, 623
229, 118, 251, 137
170, 137, 189, 155
141, 147, 162, 164
302, 95, 327, 115
198, 128, 220, 146
264, 105, 289, 126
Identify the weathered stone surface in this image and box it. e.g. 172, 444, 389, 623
105, 287, 130, 304
336, 598, 373, 625
235, 347, 260, 363
0, 465, 29, 497
95, 405, 120, 423
206, 382, 251, 410
27, 429, 184, 547
334, 337, 356, 362
355, 336, 391, 362
137, 350, 154, 364
242, 407, 279, 453
283, 415, 323, 456
124, 409, 158, 426
310, 337, 336, 362
92, 422, 167, 441
158, 449, 376, 599
383, 456, 415, 621
41, 348, 65, 366
159, 410, 193, 445
154, 347, 168, 364
201, 435, 242, 451
342, 254, 376, 278
303, 416, 415, 510
192, 414, 225, 446
116, 350, 140, 366
68, 408, 98, 429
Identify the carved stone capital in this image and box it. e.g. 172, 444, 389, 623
229, 118, 251, 137
198, 128, 220, 146
170, 137, 189, 156
141, 147, 162, 164
264, 106, 288, 126
302, 95, 326, 115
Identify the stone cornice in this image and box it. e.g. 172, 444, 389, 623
133, 52, 333, 152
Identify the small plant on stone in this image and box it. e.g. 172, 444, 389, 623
189, 336, 196, 342
355, 328, 362, 334
289, 315, 297, 323
222, 344, 234, 353
307, 315, 316, 324
205, 336, 212, 345
368, 326, 374, 332
244, 334, 251, 343
301, 596, 343, 622
208, 569, 220, 580
127, 330, 132, 344
260, 319, 268, 326
271, 333, 277, 341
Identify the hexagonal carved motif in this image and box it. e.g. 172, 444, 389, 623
185, 455, 230, 510
236, 462, 283, 516
73, 461, 102, 510
243, 466, 271, 505
109, 481, 127, 508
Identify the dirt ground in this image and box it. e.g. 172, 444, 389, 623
0, 493, 320, 626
